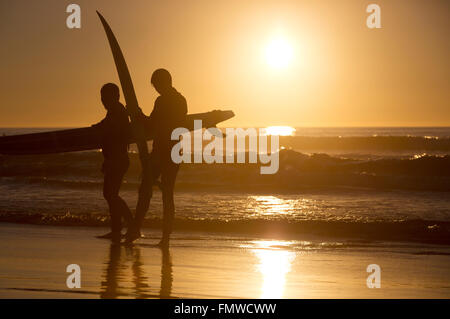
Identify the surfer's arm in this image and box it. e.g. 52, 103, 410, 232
145, 98, 162, 128
126, 105, 146, 119
94, 111, 130, 146
91, 108, 116, 129
91, 112, 117, 134
91, 118, 107, 128
181, 96, 188, 116
126, 105, 149, 130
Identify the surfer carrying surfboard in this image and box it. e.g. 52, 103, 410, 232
93, 83, 133, 243
126, 69, 187, 246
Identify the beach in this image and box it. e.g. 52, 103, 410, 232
1, 222, 449, 299
1, 127, 450, 299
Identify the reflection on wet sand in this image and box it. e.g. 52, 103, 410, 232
130, 246, 150, 298
160, 245, 173, 298
251, 241, 296, 298
100, 244, 173, 299
100, 243, 121, 299
100, 239, 296, 299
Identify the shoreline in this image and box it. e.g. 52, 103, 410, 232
1, 215, 450, 246
0, 223, 449, 299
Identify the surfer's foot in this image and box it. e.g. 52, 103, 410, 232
96, 232, 123, 244
96, 232, 124, 240
157, 235, 170, 248
111, 233, 122, 244
157, 240, 169, 248
124, 228, 143, 244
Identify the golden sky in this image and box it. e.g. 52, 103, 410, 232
0, 0, 449, 127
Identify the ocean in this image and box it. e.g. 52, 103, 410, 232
1, 127, 449, 245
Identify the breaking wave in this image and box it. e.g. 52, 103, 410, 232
1, 149, 450, 191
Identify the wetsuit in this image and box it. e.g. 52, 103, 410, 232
135, 87, 187, 239
94, 102, 133, 235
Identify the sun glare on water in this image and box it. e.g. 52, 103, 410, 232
264, 126, 296, 136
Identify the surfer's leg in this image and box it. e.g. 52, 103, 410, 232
134, 163, 153, 225
159, 163, 179, 246
135, 156, 160, 227
116, 196, 132, 225
127, 155, 161, 242
116, 161, 133, 225
102, 167, 124, 241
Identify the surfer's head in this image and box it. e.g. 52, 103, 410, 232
101, 83, 120, 109
151, 68, 172, 94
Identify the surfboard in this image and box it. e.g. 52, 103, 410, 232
0, 12, 234, 156
97, 11, 149, 169
0, 110, 234, 155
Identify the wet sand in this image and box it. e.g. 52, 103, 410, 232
0, 223, 449, 299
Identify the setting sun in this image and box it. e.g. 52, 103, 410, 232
264, 36, 294, 69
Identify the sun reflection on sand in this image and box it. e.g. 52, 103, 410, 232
250, 240, 296, 298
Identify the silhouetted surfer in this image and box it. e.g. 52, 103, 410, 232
126, 69, 187, 247
93, 83, 133, 243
